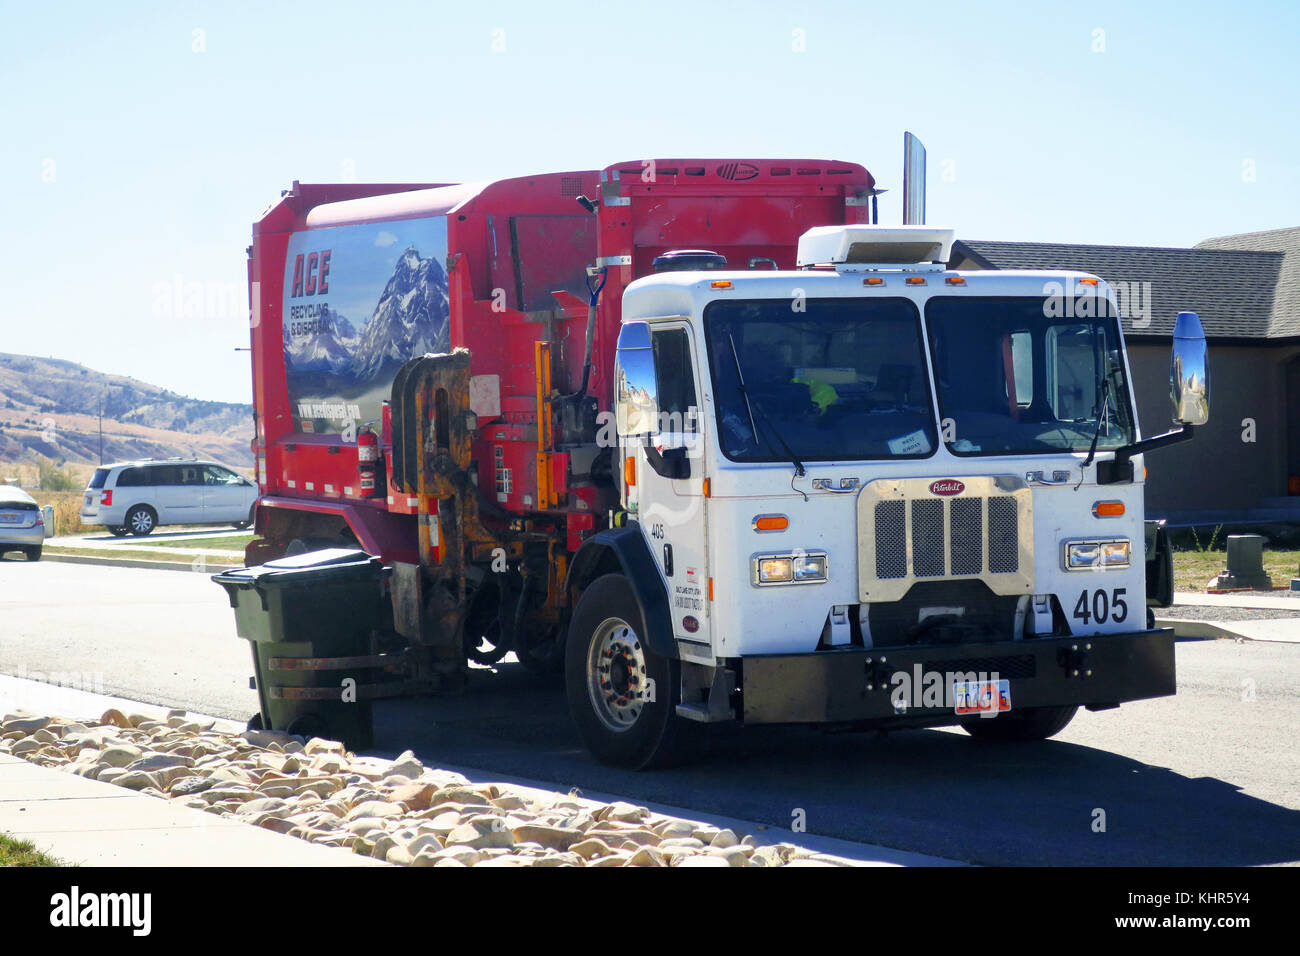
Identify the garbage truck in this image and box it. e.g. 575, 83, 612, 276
240, 140, 1205, 767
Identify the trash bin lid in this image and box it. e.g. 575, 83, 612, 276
262, 548, 377, 571
211, 548, 386, 590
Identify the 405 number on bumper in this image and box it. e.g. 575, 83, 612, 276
739, 629, 1176, 724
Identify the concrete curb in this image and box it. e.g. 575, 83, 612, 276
41, 552, 239, 574
1155, 616, 1300, 644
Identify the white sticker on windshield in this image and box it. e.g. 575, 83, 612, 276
888, 429, 931, 455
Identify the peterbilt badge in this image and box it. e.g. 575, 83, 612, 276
929, 479, 965, 496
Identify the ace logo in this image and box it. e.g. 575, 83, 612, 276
290, 250, 332, 297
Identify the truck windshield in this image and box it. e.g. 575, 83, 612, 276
925, 296, 1135, 456
704, 298, 935, 462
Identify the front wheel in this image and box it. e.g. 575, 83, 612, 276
961, 705, 1077, 742
565, 574, 692, 769
107, 526, 130, 537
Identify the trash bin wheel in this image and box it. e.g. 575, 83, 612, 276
463, 574, 511, 666
286, 713, 328, 741
246, 712, 264, 732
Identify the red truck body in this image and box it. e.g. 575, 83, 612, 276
246, 160, 874, 566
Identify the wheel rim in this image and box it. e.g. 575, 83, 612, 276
586, 617, 650, 733
130, 510, 153, 533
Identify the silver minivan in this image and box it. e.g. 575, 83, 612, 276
80, 459, 257, 536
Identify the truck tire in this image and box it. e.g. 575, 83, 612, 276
961, 705, 1077, 742
565, 574, 691, 769
126, 505, 157, 536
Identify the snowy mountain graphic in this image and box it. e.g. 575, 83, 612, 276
284, 307, 359, 373
352, 246, 450, 381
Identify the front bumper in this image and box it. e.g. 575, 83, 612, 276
739, 629, 1176, 724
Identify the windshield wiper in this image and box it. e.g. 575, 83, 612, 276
1080, 377, 1110, 472
727, 333, 806, 478
727, 334, 760, 446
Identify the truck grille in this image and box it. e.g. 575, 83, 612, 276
874, 495, 1018, 580
858, 476, 1034, 603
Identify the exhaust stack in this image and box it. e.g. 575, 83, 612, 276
903, 131, 926, 225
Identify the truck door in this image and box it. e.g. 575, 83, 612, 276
616, 322, 710, 643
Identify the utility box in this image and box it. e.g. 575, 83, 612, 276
212, 549, 391, 750
1208, 534, 1272, 591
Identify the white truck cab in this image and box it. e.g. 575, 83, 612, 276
564, 224, 1208, 768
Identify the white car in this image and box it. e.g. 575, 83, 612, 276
80, 459, 257, 536
0, 485, 45, 560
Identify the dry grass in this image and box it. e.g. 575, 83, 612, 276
28, 490, 92, 536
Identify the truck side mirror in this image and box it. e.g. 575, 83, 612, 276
1170, 311, 1209, 426
615, 323, 659, 438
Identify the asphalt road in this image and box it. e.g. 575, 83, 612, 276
2, 558, 1298, 865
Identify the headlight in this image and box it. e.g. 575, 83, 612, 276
1064, 539, 1130, 571
1100, 540, 1131, 567
753, 551, 828, 586
757, 557, 793, 583
793, 553, 827, 581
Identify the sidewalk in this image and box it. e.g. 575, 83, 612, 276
1155, 590, 1300, 644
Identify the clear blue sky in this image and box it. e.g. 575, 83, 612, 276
2, 0, 1296, 404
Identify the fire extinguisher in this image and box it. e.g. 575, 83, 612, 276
357, 424, 381, 498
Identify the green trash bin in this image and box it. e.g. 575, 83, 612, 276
213, 549, 390, 750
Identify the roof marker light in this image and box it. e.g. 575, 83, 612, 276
711, 280, 733, 289
945, 276, 966, 285
864, 277, 885, 286
905, 276, 926, 285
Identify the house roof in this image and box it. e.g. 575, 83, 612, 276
950, 237, 1288, 340
1195, 227, 1300, 338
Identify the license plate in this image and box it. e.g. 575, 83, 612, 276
953, 679, 1011, 715
0, 514, 20, 524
